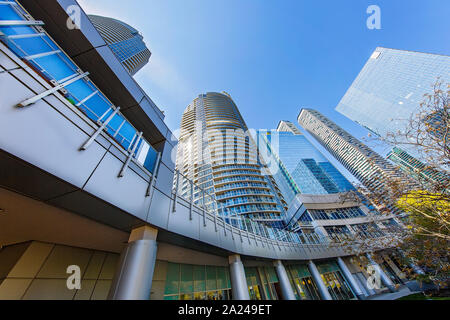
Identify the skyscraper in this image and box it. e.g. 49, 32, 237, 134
335, 47, 450, 155
88, 14, 151, 75
256, 121, 355, 206
297, 109, 407, 199
387, 147, 449, 187
176, 92, 287, 227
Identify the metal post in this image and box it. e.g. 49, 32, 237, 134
337, 257, 366, 300
0, 20, 44, 26
118, 132, 143, 178
17, 72, 90, 107
250, 221, 258, 247
308, 260, 332, 300
113, 119, 126, 138
213, 197, 218, 232
273, 260, 296, 300
6, 32, 46, 40
202, 189, 207, 227
244, 220, 251, 245
172, 171, 179, 213
24, 49, 61, 61
189, 180, 194, 220
97, 106, 113, 123
80, 106, 119, 150
229, 255, 250, 300
221, 207, 227, 237
145, 152, 162, 198
366, 253, 397, 292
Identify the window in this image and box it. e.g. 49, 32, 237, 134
164, 263, 232, 300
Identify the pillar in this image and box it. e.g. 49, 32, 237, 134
273, 260, 296, 300
229, 254, 250, 300
108, 225, 158, 300
337, 257, 366, 300
307, 260, 332, 300
366, 253, 396, 293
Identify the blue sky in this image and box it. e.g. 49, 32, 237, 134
78, 0, 450, 182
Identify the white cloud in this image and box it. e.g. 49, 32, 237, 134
135, 54, 193, 104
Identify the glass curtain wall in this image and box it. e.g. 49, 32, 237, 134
316, 262, 356, 300
286, 264, 321, 300
164, 263, 232, 300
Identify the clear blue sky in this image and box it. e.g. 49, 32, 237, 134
78, 0, 449, 182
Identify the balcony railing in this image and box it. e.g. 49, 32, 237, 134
172, 168, 405, 257
0, 0, 159, 176
175, 170, 337, 246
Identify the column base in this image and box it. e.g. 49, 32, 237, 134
356, 293, 367, 300
387, 285, 397, 293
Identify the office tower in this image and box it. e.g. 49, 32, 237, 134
335, 47, 450, 156
175, 92, 287, 227
256, 121, 355, 206
88, 14, 151, 75
387, 147, 449, 187
297, 109, 408, 199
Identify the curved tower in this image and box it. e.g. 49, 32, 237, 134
176, 92, 287, 227
88, 14, 151, 75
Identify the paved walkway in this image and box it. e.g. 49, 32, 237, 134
367, 285, 420, 300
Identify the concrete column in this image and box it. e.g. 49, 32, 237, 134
337, 257, 366, 300
229, 254, 250, 300
410, 263, 425, 275
398, 249, 425, 275
366, 253, 396, 293
108, 226, 158, 300
273, 260, 296, 300
307, 260, 332, 300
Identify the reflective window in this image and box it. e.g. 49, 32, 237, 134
286, 264, 321, 300
164, 263, 232, 300
317, 262, 356, 300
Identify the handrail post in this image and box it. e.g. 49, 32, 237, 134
221, 207, 227, 237
189, 180, 194, 221
118, 132, 143, 178
80, 106, 119, 150
172, 170, 179, 213
17, 71, 90, 108
238, 223, 243, 243
145, 152, 162, 198
213, 196, 218, 232
202, 189, 207, 227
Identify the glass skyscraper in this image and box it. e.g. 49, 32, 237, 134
88, 15, 151, 75
297, 109, 408, 200
335, 47, 450, 156
256, 121, 355, 206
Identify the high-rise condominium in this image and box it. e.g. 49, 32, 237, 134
88, 14, 151, 75
176, 92, 287, 227
335, 47, 450, 156
297, 109, 407, 199
256, 121, 355, 206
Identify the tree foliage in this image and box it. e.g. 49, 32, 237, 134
343, 80, 449, 287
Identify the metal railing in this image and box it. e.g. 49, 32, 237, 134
0, 0, 159, 177
172, 169, 404, 257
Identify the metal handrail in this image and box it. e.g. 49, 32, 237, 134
0, 0, 159, 176
171, 169, 397, 254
